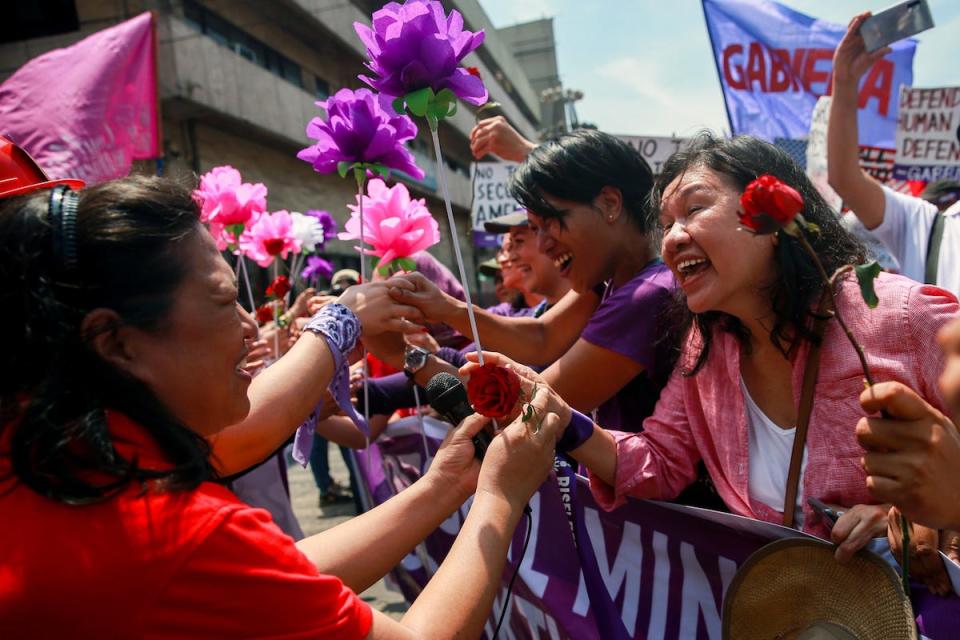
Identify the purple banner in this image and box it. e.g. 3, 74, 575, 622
356, 417, 960, 639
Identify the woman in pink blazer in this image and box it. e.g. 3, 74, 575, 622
478, 133, 958, 567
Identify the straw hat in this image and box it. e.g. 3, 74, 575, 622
722, 538, 916, 640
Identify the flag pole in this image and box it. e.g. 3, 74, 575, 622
701, 0, 736, 136
150, 10, 164, 174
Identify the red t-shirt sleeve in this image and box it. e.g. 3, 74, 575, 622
146, 504, 373, 639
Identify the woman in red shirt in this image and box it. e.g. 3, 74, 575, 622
0, 171, 562, 638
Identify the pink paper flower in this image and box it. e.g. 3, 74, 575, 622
239, 210, 301, 267
339, 179, 440, 266
193, 166, 268, 249
194, 166, 267, 225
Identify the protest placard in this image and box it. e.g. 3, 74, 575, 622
894, 86, 960, 182
471, 161, 521, 247
805, 96, 842, 211
616, 136, 690, 174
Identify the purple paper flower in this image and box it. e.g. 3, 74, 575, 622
297, 88, 424, 179
301, 255, 334, 284
354, 1, 487, 106
305, 209, 338, 243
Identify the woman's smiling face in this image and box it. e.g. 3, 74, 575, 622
527, 192, 617, 294
658, 165, 778, 318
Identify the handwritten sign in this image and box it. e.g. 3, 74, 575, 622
616, 136, 690, 174
894, 86, 960, 182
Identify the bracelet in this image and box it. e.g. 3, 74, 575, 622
557, 409, 595, 452
292, 304, 367, 466
303, 303, 360, 363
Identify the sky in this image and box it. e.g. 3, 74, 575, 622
477, 0, 960, 138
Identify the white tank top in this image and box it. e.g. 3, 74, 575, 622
740, 377, 807, 525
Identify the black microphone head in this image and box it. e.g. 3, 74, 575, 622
426, 372, 473, 425
426, 372, 461, 402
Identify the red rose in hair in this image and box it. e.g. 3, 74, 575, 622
738, 174, 804, 234
466, 364, 521, 419
256, 304, 274, 324
266, 275, 291, 299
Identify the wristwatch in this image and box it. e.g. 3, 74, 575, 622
403, 345, 431, 380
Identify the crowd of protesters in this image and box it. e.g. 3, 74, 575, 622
3, 11, 960, 639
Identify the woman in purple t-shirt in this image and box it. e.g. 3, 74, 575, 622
395, 130, 677, 432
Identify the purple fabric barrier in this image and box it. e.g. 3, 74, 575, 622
357, 417, 960, 639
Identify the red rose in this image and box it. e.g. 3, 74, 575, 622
738, 174, 804, 234
266, 275, 291, 299
256, 304, 274, 324
466, 364, 521, 419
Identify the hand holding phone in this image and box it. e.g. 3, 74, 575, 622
860, 0, 935, 53
808, 497, 844, 527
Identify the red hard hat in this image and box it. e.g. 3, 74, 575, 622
0, 135, 85, 198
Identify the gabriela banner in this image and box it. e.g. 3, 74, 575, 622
701, 0, 916, 148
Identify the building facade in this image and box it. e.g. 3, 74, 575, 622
1, 0, 546, 297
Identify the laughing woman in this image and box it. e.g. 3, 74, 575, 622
395, 130, 677, 432
0, 172, 562, 638
483, 133, 957, 561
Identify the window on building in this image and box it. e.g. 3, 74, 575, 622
314, 77, 331, 100
182, 0, 303, 89
0, 0, 79, 44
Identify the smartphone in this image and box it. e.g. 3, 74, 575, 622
808, 497, 843, 527
860, 0, 935, 53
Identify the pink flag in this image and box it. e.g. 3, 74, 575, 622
0, 12, 159, 185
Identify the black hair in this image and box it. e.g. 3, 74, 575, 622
0, 175, 216, 504
509, 129, 656, 232
652, 133, 867, 375
921, 179, 960, 206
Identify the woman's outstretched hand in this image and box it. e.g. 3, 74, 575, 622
476, 381, 564, 509
387, 271, 461, 323
460, 350, 572, 430
336, 279, 425, 335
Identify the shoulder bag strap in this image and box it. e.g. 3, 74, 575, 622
782, 291, 832, 529
924, 211, 945, 285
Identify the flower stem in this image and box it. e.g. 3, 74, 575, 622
237, 256, 256, 312
430, 126, 485, 364
354, 169, 372, 463
793, 226, 909, 595
795, 232, 876, 386
900, 512, 912, 596
272, 261, 280, 359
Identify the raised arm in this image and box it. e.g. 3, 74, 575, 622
827, 12, 890, 229
391, 272, 599, 367
470, 116, 537, 162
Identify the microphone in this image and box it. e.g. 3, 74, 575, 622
426, 372, 491, 460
